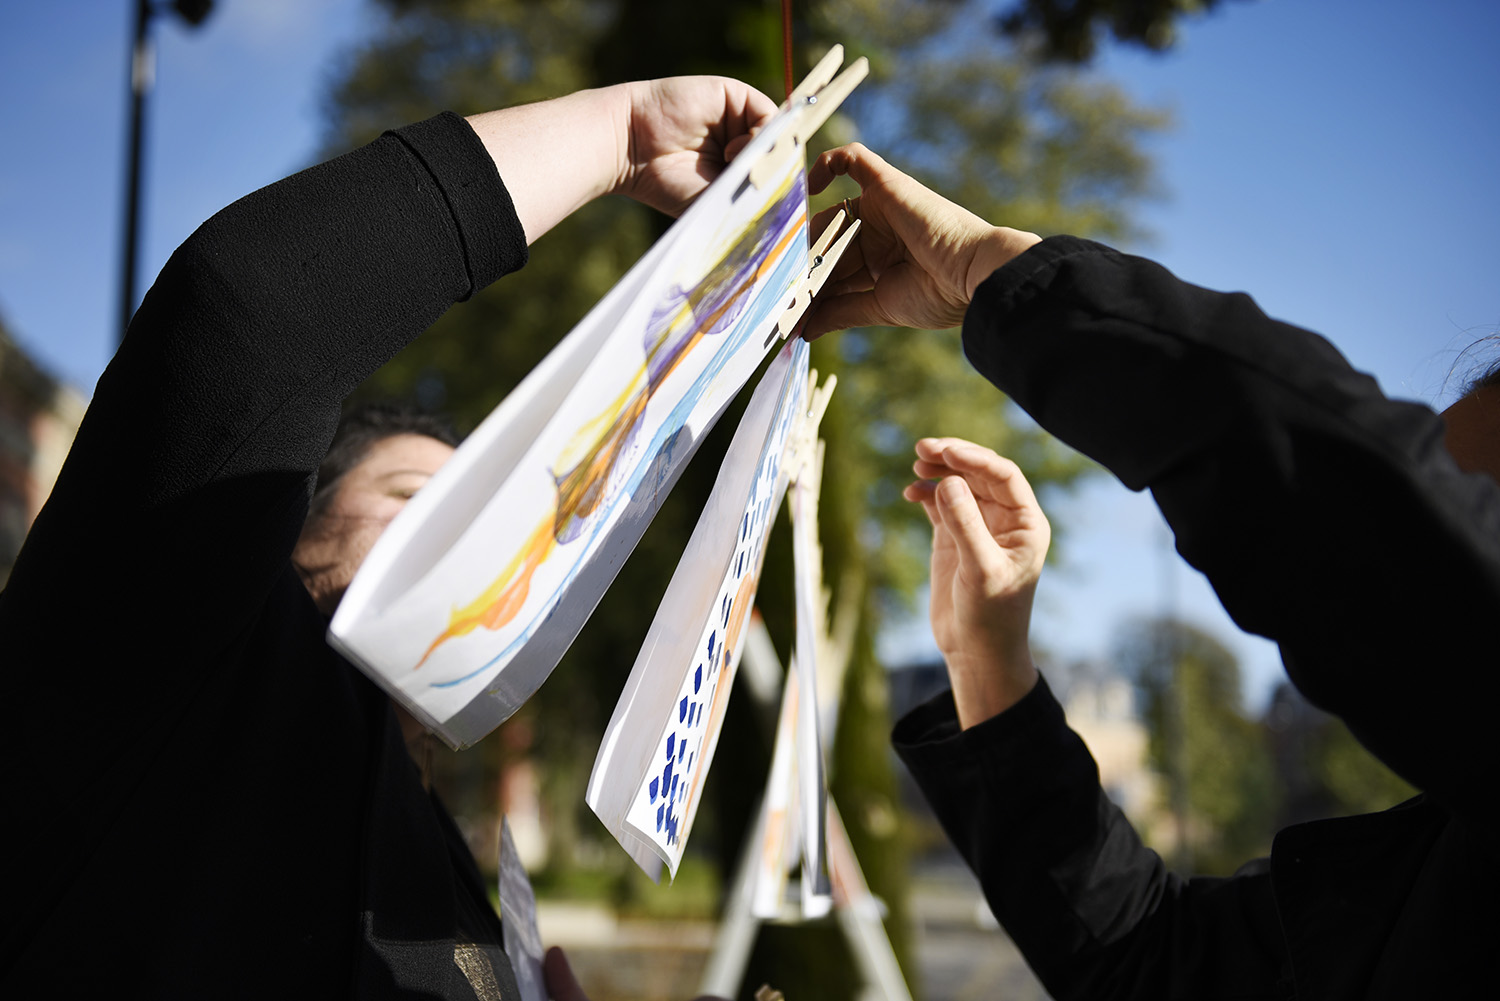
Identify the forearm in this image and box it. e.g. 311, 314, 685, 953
962, 236, 1500, 825
894, 678, 1283, 999
9, 113, 525, 637
466, 86, 627, 245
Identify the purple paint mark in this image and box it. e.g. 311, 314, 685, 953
639, 180, 804, 386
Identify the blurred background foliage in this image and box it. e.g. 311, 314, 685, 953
1115, 616, 1418, 876
320, 0, 1174, 996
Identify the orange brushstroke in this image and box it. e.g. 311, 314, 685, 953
413, 512, 558, 669
684, 567, 760, 814
760, 807, 788, 877
725, 570, 758, 658
759, 670, 798, 876
553, 386, 649, 539
415, 186, 805, 670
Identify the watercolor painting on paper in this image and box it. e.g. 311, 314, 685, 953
331, 112, 809, 747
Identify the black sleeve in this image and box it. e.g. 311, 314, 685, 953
961, 235, 1500, 830
2, 112, 527, 665
893, 678, 1287, 1001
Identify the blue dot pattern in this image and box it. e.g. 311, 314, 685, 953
627, 340, 809, 858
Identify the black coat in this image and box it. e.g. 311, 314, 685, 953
894, 236, 1499, 999
1, 113, 528, 998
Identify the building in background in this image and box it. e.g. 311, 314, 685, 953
888, 655, 1165, 844
0, 322, 87, 583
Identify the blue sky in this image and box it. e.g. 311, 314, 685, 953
3, 0, 1497, 707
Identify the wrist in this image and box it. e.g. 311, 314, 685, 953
601, 82, 636, 200
943, 647, 1039, 730
965, 227, 1042, 300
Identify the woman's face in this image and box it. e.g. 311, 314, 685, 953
292, 433, 455, 614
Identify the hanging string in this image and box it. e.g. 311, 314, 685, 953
782, 0, 794, 100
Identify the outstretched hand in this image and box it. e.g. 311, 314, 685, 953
467, 78, 775, 245
802, 144, 1041, 338
903, 437, 1048, 728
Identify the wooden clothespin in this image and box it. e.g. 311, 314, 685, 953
766, 209, 861, 346
783, 367, 836, 487
749, 45, 870, 192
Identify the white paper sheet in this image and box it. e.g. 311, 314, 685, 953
788, 453, 832, 916
750, 654, 802, 918
585, 338, 809, 878
498, 817, 546, 1001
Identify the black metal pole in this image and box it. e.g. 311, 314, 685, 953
121, 0, 153, 345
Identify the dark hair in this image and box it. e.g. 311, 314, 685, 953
308, 401, 461, 519
1468, 357, 1500, 395
1458, 334, 1500, 397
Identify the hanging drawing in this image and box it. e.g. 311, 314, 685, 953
586, 339, 808, 878
750, 655, 802, 918
330, 48, 867, 748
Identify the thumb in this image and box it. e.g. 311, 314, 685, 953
544, 946, 588, 1001
801, 289, 886, 340
935, 476, 999, 580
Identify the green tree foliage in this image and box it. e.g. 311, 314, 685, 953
996, 0, 1239, 63
1115, 616, 1276, 873
322, 2, 1164, 995
809, 0, 1166, 599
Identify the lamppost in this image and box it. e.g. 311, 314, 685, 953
120, 0, 214, 344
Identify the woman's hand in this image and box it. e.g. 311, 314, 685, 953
614, 77, 777, 216
903, 437, 1049, 728
803, 144, 1041, 337
467, 77, 775, 244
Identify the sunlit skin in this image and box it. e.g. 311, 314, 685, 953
902, 438, 1048, 730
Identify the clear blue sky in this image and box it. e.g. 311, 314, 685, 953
3, 1, 1497, 707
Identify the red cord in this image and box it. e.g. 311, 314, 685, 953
782, 0, 794, 100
